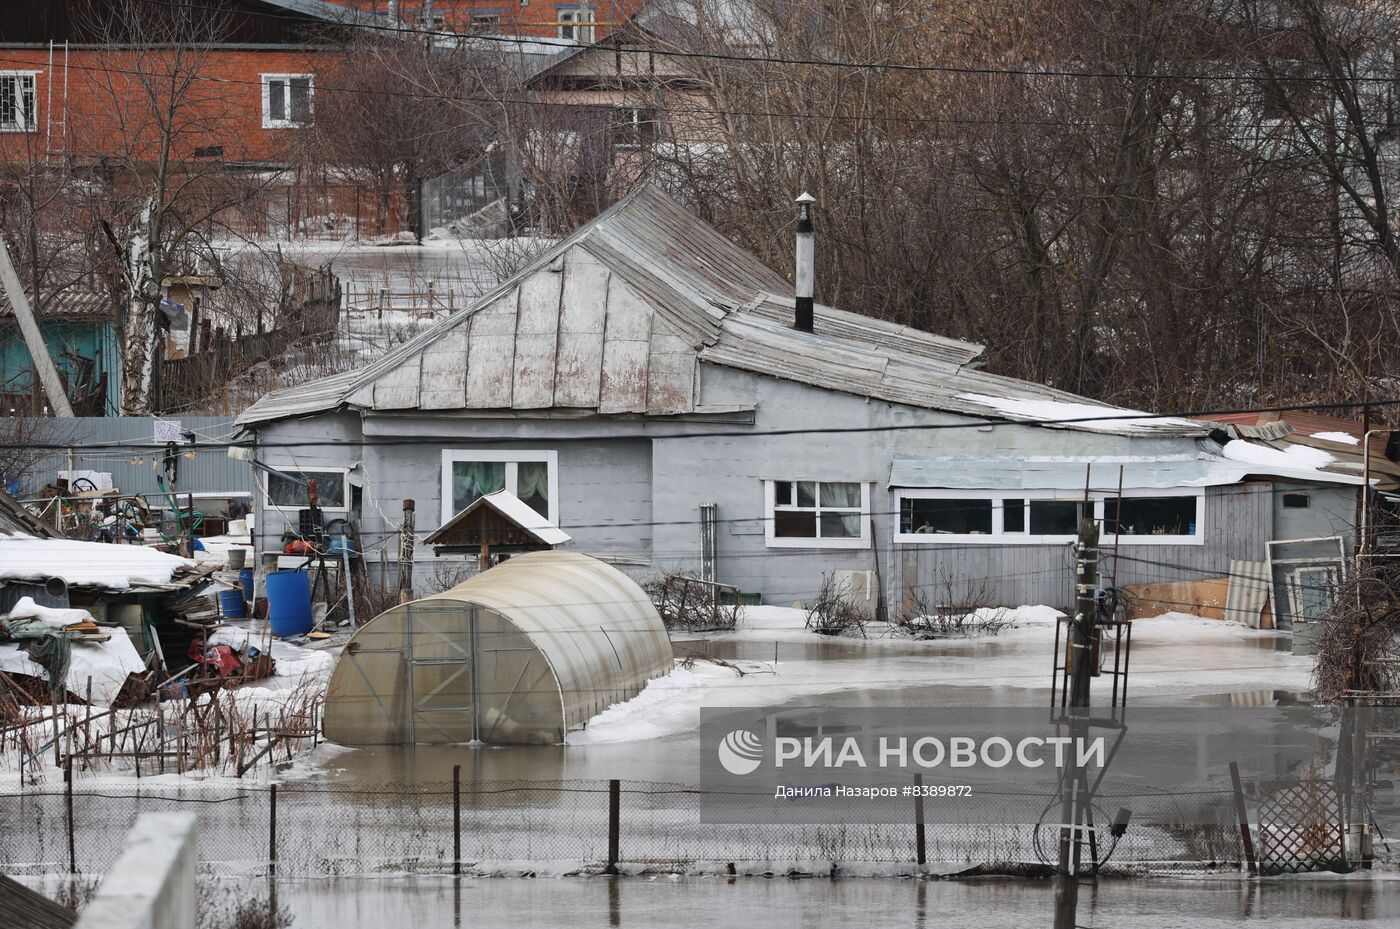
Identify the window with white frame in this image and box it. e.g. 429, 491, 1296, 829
265, 467, 349, 511
611, 106, 661, 148
442, 450, 558, 524
0, 73, 37, 133
765, 480, 870, 548
557, 5, 594, 42
262, 74, 313, 129
894, 488, 1204, 544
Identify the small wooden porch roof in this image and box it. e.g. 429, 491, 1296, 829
424, 490, 571, 551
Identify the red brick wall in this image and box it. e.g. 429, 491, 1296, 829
0, 47, 346, 165
332, 0, 646, 39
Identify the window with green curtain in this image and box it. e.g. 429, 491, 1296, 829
516, 460, 550, 517
452, 461, 506, 512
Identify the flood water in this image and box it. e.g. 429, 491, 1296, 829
227, 874, 1397, 928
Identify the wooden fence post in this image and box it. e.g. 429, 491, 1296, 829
606, 779, 620, 875
453, 764, 462, 876
913, 773, 926, 866
1230, 762, 1258, 876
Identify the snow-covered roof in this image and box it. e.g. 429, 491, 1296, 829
425, 489, 572, 547
890, 441, 1365, 490
239, 186, 1209, 438
0, 535, 195, 590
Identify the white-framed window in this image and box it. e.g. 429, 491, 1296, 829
262, 74, 313, 129
264, 467, 350, 512
469, 9, 502, 31
765, 480, 871, 549
442, 450, 559, 524
0, 72, 38, 133
611, 106, 661, 148
557, 5, 594, 43
894, 487, 1205, 545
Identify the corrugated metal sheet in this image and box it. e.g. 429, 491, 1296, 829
24, 416, 252, 498
237, 185, 1207, 438
1224, 559, 1271, 628
0, 289, 110, 320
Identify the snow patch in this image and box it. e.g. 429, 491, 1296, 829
0, 626, 145, 705
1309, 431, 1360, 446
955, 393, 1201, 433
0, 534, 193, 589
1221, 440, 1334, 472
2, 597, 95, 628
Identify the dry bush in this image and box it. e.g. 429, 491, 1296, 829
805, 573, 868, 637
898, 573, 1011, 639
1314, 568, 1400, 702
644, 571, 741, 632
199, 887, 292, 929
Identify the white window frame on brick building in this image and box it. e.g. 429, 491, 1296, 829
0, 72, 38, 133
261, 74, 314, 129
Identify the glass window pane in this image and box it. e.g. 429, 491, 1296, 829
1029, 500, 1083, 535
774, 481, 793, 507
516, 460, 550, 518
1003, 498, 1025, 533
451, 461, 506, 513
1105, 496, 1196, 536
900, 498, 992, 535
268, 470, 344, 508
289, 78, 311, 122
775, 510, 817, 538
267, 79, 286, 121
819, 512, 861, 538
819, 482, 861, 508
796, 481, 816, 508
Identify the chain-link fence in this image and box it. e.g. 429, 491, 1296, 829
0, 779, 1245, 879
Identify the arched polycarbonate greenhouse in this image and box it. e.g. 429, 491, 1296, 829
322, 551, 673, 745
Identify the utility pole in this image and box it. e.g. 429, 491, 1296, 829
1054, 515, 1099, 929
0, 238, 75, 417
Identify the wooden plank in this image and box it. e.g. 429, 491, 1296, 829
511, 266, 563, 409
465, 291, 519, 409
598, 275, 653, 414
554, 251, 610, 408
418, 322, 469, 410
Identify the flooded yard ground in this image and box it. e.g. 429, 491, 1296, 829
206, 874, 1398, 928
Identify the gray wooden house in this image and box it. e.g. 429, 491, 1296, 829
237, 186, 1361, 621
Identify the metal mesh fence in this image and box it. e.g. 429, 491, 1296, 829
0, 780, 1244, 879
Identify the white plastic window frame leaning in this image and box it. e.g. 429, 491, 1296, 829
764, 479, 872, 549
892, 486, 1206, 546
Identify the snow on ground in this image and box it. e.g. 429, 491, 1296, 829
0, 626, 145, 705
0, 534, 193, 588
570, 609, 1311, 746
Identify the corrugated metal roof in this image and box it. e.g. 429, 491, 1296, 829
0, 289, 111, 321
237, 185, 1207, 437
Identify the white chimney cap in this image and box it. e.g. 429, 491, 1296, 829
795, 191, 816, 204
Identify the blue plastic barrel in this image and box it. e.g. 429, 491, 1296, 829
218, 588, 246, 618
239, 568, 256, 603
265, 569, 313, 637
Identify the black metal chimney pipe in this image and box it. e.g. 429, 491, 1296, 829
794, 192, 815, 332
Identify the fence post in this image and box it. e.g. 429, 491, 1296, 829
65, 754, 76, 875
453, 764, 462, 876
913, 773, 926, 867
269, 784, 278, 878
605, 779, 620, 875
1229, 762, 1258, 876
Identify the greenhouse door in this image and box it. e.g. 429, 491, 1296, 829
405, 603, 481, 743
